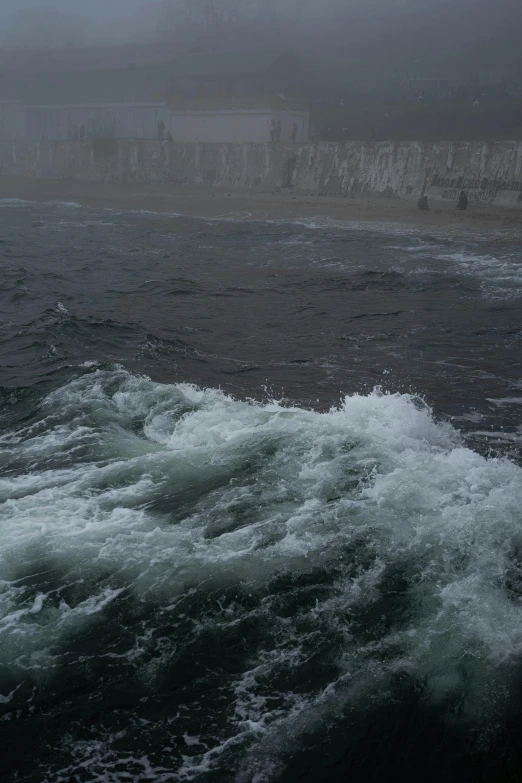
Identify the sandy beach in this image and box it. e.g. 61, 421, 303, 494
1, 176, 522, 229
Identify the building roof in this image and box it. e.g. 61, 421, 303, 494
172, 48, 300, 80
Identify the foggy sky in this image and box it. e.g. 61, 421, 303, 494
0, 0, 418, 25
0, 0, 151, 24
0, 0, 485, 28
2, 0, 521, 76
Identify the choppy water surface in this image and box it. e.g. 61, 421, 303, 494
1, 199, 522, 782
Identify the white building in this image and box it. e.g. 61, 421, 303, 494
167, 109, 309, 144
0, 103, 309, 144
23, 103, 167, 143
0, 46, 309, 145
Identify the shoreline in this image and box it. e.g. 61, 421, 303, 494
1, 177, 522, 230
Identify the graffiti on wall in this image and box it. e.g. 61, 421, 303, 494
431, 174, 522, 195
441, 189, 497, 202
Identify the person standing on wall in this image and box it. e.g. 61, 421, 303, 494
270, 118, 276, 143
157, 119, 165, 142
275, 119, 282, 143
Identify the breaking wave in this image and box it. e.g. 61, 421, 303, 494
2, 370, 522, 781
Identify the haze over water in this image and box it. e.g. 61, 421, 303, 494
1, 198, 522, 782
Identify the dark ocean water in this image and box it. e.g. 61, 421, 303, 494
1, 197, 522, 783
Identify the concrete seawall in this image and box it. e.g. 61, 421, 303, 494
2, 139, 522, 209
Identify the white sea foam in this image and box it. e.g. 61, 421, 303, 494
2, 371, 522, 780
129, 209, 183, 218
487, 397, 522, 407
0, 198, 37, 207
436, 249, 522, 295
46, 200, 82, 208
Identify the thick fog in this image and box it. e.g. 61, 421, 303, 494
0, 1, 160, 47
0, 0, 146, 23
1, 0, 522, 85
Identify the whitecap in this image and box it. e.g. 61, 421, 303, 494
2, 370, 522, 780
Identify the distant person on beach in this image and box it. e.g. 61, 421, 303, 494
270, 118, 276, 143
457, 191, 468, 210
166, 130, 174, 143
417, 195, 429, 211
157, 120, 165, 142
72, 125, 79, 141
290, 122, 298, 142
275, 119, 282, 143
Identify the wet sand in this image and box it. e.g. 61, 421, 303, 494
1, 176, 521, 229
